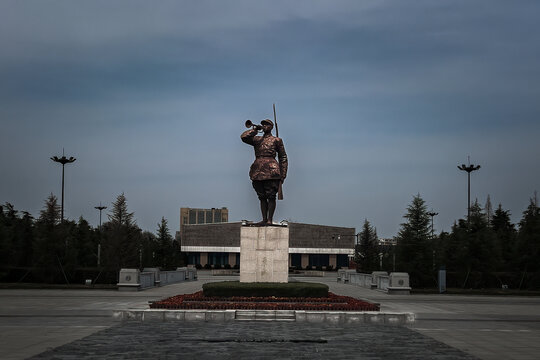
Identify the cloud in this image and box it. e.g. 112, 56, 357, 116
1, 0, 539, 237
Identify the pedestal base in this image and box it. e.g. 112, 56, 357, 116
240, 226, 289, 283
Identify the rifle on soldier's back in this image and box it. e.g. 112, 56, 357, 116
273, 103, 284, 200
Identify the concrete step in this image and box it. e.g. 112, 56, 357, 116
235, 310, 296, 321
114, 309, 415, 325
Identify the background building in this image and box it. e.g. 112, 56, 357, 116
378, 238, 397, 246
180, 222, 354, 269
180, 207, 228, 230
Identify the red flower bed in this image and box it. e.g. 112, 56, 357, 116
149, 291, 380, 311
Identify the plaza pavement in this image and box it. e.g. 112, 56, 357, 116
0, 271, 539, 359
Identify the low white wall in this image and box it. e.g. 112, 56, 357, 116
139, 272, 155, 289
160, 269, 186, 285
377, 275, 390, 291
349, 273, 373, 288
118, 267, 197, 291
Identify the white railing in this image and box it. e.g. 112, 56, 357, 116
185, 268, 196, 280
117, 267, 197, 291
337, 270, 410, 294
160, 269, 186, 285
349, 273, 373, 288
337, 269, 357, 282
139, 272, 155, 289
377, 275, 390, 291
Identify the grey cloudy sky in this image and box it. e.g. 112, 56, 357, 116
1, 0, 539, 238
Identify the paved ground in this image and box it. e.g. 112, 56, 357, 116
1, 271, 539, 359
30, 322, 476, 360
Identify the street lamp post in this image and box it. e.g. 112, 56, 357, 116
458, 158, 481, 227
95, 203, 107, 267
427, 211, 439, 239
51, 150, 76, 222
334, 233, 361, 269
94, 203, 107, 230
427, 210, 439, 270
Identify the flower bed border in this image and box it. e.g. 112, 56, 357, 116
150, 291, 380, 311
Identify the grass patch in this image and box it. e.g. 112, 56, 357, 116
203, 281, 328, 298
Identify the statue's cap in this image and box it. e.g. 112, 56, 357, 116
261, 119, 274, 127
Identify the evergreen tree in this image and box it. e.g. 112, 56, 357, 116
75, 217, 100, 267
171, 237, 185, 268
33, 194, 66, 283
516, 194, 540, 274
395, 194, 433, 287
0, 205, 34, 281
101, 194, 141, 270
467, 200, 498, 273
491, 204, 516, 270
433, 230, 450, 270
39, 194, 61, 227
108, 193, 135, 227
17, 211, 35, 267
155, 217, 173, 269
0, 204, 16, 269
140, 231, 158, 268
0, 204, 34, 276
445, 221, 469, 268
6, 210, 35, 269
355, 219, 379, 273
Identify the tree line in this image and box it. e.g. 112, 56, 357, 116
3, 191, 540, 289
355, 193, 540, 289
0, 193, 184, 284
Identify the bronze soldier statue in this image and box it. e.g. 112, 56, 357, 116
241, 119, 288, 226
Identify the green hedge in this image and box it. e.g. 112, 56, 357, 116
202, 281, 329, 298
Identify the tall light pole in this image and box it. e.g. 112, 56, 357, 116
427, 211, 438, 238
94, 203, 107, 230
458, 157, 480, 227
333, 233, 360, 269
427, 210, 439, 270
51, 150, 76, 222
94, 203, 107, 267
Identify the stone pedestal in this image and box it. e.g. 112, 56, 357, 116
240, 226, 289, 283
117, 269, 141, 291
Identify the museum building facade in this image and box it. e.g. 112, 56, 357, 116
180, 222, 355, 269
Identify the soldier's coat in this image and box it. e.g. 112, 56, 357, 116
241, 129, 288, 181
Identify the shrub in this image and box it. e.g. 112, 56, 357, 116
224, 264, 231, 269
203, 281, 329, 298
233, 264, 240, 269
316, 266, 323, 271
305, 265, 313, 271
326, 265, 334, 271
195, 263, 202, 270
213, 264, 222, 270
203, 264, 211, 270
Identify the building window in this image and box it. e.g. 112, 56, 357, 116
291, 254, 301, 267
197, 210, 205, 224
189, 210, 196, 224
205, 210, 212, 223
214, 210, 222, 223
187, 253, 200, 265
309, 254, 329, 267
208, 252, 228, 266
336, 254, 349, 268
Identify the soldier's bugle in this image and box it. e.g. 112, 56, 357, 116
245, 120, 262, 130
